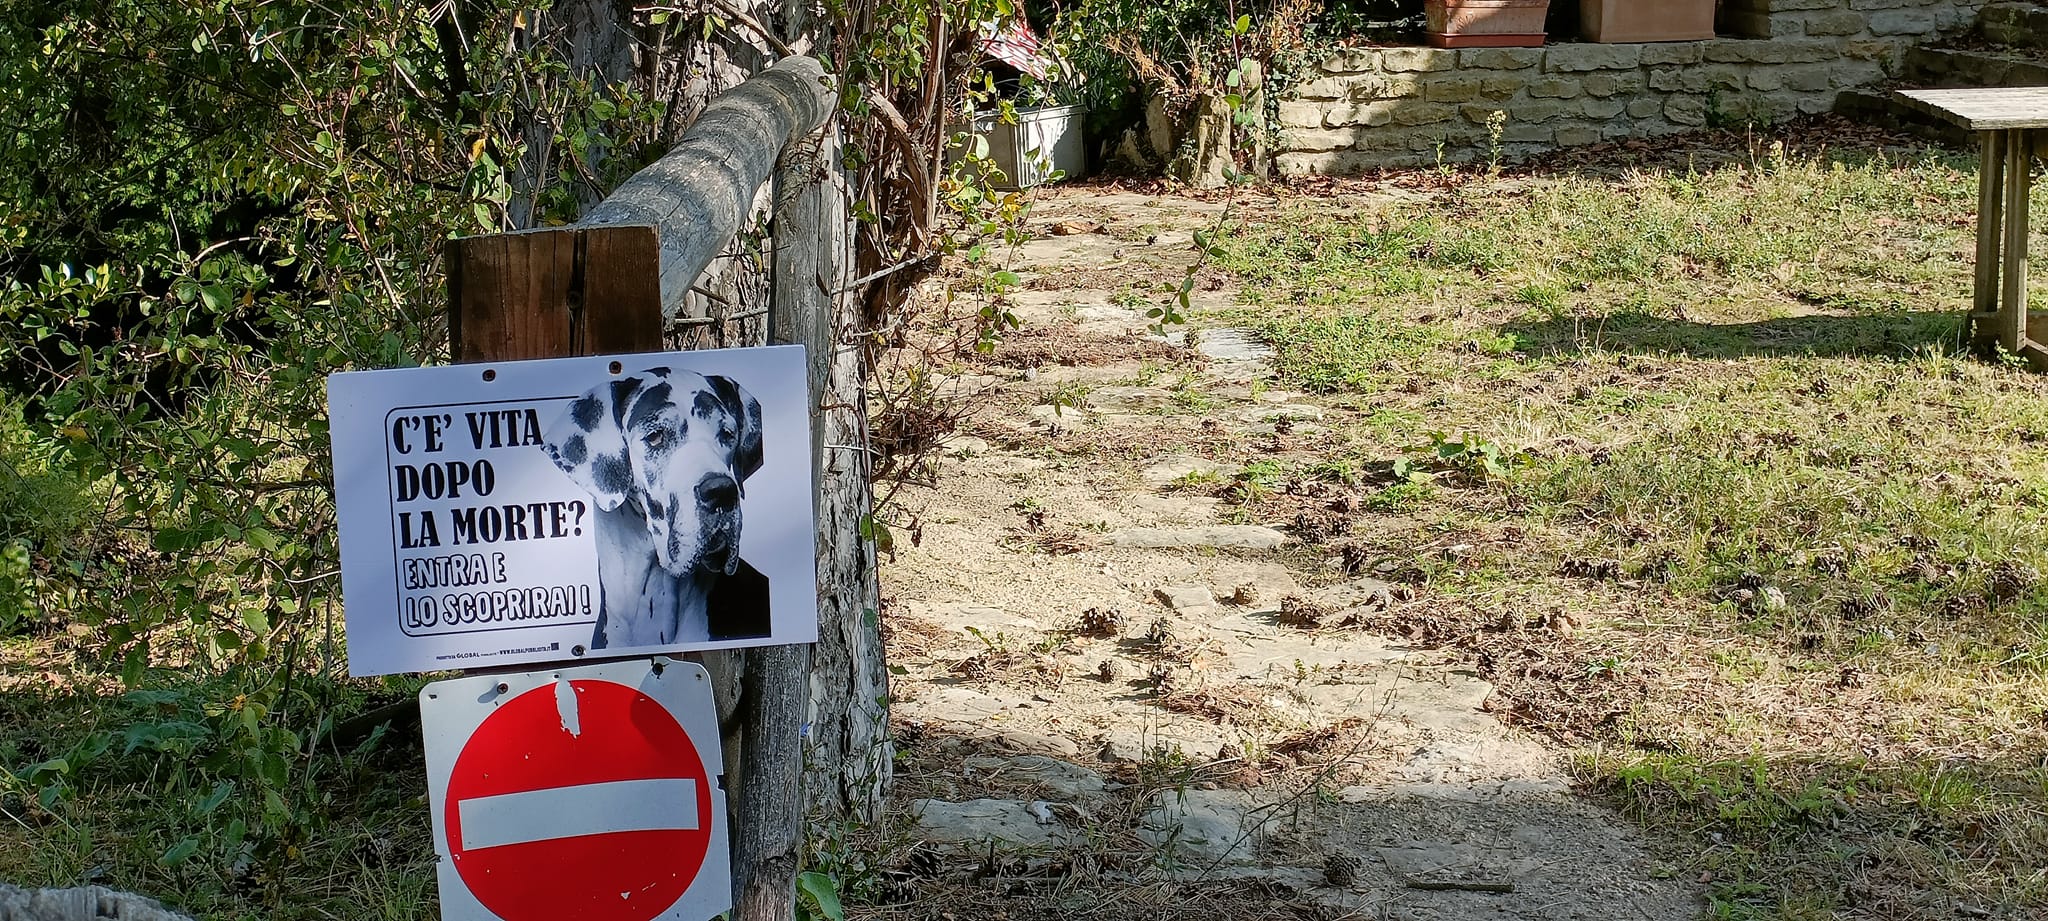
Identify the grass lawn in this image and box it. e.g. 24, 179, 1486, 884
1215, 127, 2048, 918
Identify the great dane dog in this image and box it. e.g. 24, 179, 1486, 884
541, 367, 771, 649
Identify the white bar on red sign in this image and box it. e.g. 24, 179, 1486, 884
458, 778, 700, 850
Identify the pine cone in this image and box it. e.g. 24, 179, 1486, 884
1323, 850, 1362, 888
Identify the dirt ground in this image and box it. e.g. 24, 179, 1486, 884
863, 187, 1702, 920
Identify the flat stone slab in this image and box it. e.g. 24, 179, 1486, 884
1240, 403, 1326, 422
1156, 583, 1218, 609
1108, 525, 1289, 551
1198, 327, 1276, 363
912, 798, 1074, 849
1141, 454, 1238, 487
899, 685, 1016, 724
1379, 843, 1517, 892
962, 754, 1109, 800
0, 885, 194, 921
1138, 789, 1266, 864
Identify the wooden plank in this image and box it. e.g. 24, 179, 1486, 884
1973, 131, 2007, 348
582, 56, 834, 322
2003, 128, 2031, 353
447, 225, 663, 362
1897, 87, 2048, 130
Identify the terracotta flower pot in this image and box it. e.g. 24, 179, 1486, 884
1425, 0, 1551, 48
1580, 0, 1715, 41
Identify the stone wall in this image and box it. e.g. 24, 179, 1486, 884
1275, 0, 1989, 174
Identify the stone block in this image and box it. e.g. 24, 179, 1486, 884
1380, 47, 1457, 72
1460, 47, 1545, 70
1705, 38, 1835, 63
1322, 101, 1397, 126
1462, 104, 1507, 124
1843, 39, 1908, 67
1647, 66, 1696, 92
1280, 126, 1369, 152
1722, 11, 1804, 36
1500, 123, 1556, 144
1627, 97, 1663, 118
1528, 76, 1584, 98
1425, 78, 1486, 103
1749, 69, 1785, 91
1641, 44, 1705, 65
1582, 98, 1626, 119
1322, 50, 1380, 73
1554, 125, 1604, 146
1980, 1, 2048, 45
1831, 60, 1889, 87
1798, 91, 1840, 114
1801, 10, 1867, 34
1480, 75, 1526, 98
1296, 74, 1419, 102
1389, 104, 1458, 126
1780, 64, 1834, 92
1848, 0, 1925, 7
1278, 149, 1426, 175
1866, 7, 1939, 34
1666, 94, 1709, 125
1716, 93, 1795, 123
1583, 72, 1646, 97
1466, 99, 1568, 122
1277, 101, 1324, 128
1545, 44, 1644, 71
1761, 0, 1837, 9
1290, 74, 1353, 100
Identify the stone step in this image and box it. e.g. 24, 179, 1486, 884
1979, 1, 2048, 49
1904, 45, 2048, 87
1834, 89, 1972, 147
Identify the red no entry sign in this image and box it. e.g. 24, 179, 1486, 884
421, 659, 731, 921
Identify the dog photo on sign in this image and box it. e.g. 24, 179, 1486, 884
541, 367, 772, 649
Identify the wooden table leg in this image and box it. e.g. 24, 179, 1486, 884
2003, 128, 2031, 355
1975, 130, 2007, 349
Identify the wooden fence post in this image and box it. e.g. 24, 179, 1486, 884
442, 54, 849, 921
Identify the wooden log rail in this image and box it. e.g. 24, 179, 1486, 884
445, 54, 849, 921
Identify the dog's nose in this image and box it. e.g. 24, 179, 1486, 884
697, 473, 739, 510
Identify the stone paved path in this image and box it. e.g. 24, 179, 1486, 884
879, 188, 1699, 919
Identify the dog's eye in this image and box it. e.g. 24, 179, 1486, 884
644, 430, 666, 448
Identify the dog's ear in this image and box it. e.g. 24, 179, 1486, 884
542, 377, 645, 512
707, 375, 764, 483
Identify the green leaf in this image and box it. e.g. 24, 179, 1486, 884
1234, 13, 1252, 33
198, 781, 235, 814
160, 837, 201, 866
797, 871, 845, 921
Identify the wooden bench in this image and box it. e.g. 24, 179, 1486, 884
1896, 86, 2048, 364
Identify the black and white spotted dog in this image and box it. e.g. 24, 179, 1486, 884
542, 367, 771, 648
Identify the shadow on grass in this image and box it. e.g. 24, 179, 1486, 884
0, 677, 434, 921
1505, 309, 1964, 360
1583, 747, 2048, 917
